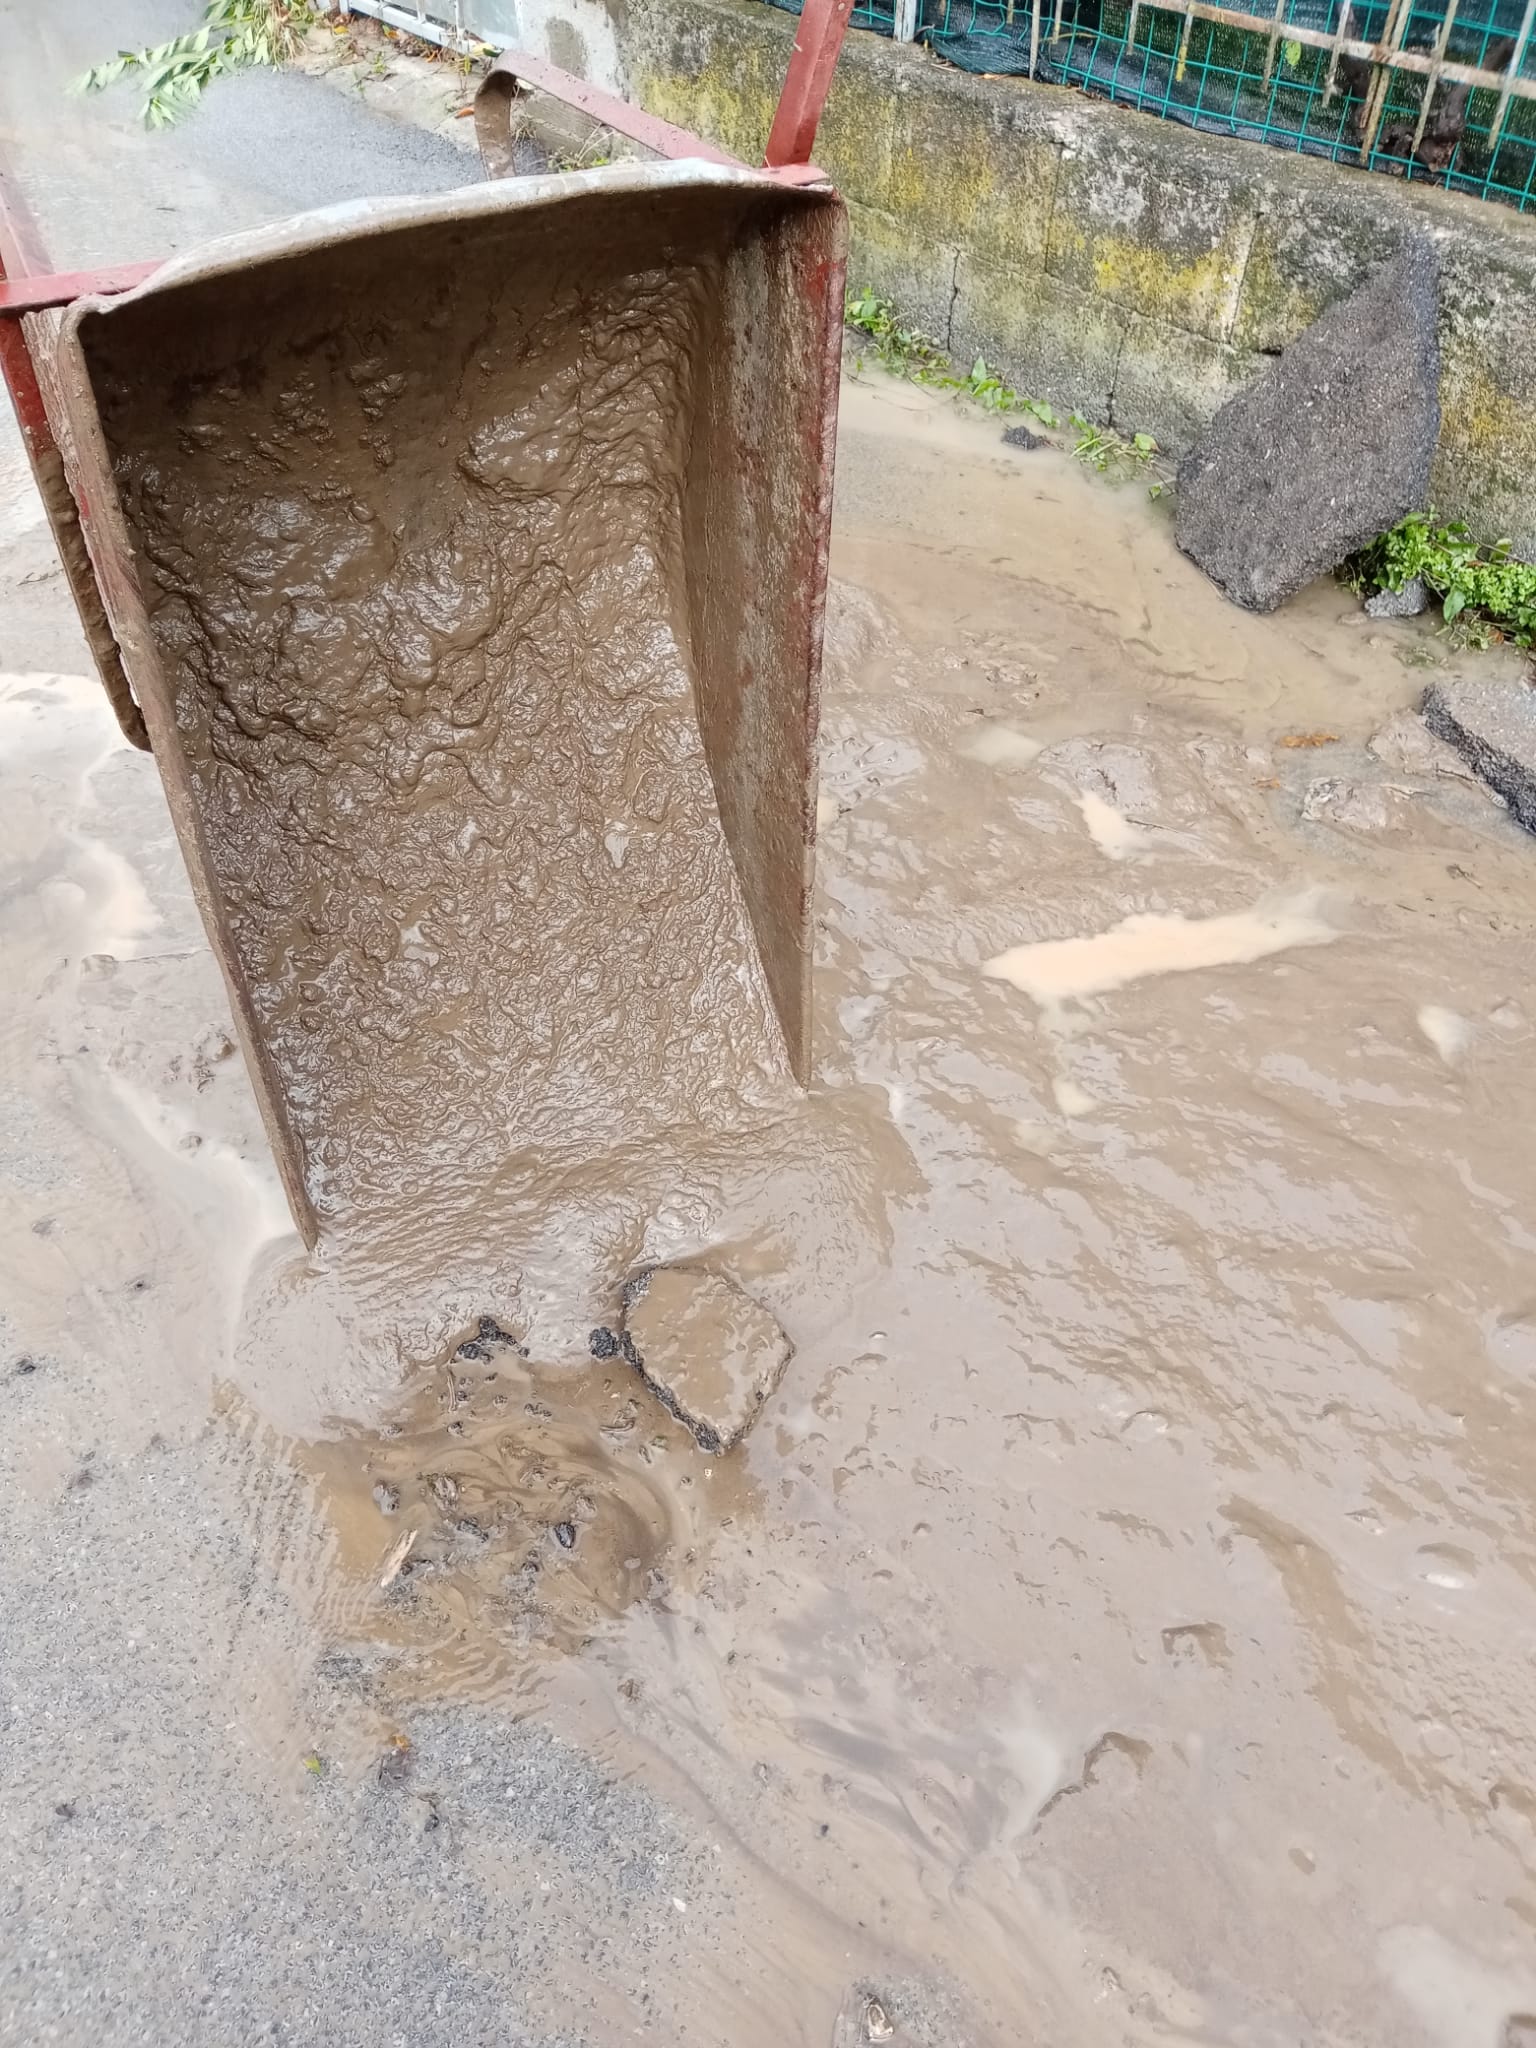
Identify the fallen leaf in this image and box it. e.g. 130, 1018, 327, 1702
301, 1752, 324, 1777
1278, 732, 1340, 748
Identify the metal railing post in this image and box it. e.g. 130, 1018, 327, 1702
1409, 0, 1461, 155
1489, 0, 1536, 152
1357, 0, 1415, 159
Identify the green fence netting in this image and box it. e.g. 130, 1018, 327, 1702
763, 0, 899, 34
765, 0, 1536, 212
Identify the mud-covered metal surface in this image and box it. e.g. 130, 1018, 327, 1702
46, 164, 843, 1242
5, 358, 1536, 2043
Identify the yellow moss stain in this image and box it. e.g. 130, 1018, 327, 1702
1056, 224, 1244, 339
1439, 356, 1536, 500
636, 63, 776, 163
882, 102, 1056, 265
1230, 240, 1325, 353
884, 132, 992, 226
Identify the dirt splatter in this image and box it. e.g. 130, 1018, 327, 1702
6, 370, 1536, 2044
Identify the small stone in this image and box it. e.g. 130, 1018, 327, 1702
1364, 576, 1428, 618
1301, 776, 1413, 833
552, 1520, 577, 1550
376, 1734, 413, 1787
834, 1988, 905, 2047
1001, 423, 1045, 451
588, 1326, 620, 1360
1422, 678, 1536, 833
372, 1481, 400, 1516
1176, 240, 1440, 612
476, 1315, 521, 1350
14, 1356, 38, 1376
618, 1266, 792, 1454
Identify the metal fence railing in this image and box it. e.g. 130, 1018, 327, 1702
342, 0, 1536, 215
766, 0, 1536, 212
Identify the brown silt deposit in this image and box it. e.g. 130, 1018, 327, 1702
50, 163, 844, 1256
8, 185, 1536, 2042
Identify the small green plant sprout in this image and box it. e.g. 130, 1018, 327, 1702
1345, 510, 1536, 649
1069, 414, 1159, 479
844, 287, 949, 380
962, 355, 1057, 424
76, 0, 313, 128
550, 134, 616, 173
844, 289, 1056, 424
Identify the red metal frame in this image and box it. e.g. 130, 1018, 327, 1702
0, 9, 854, 750
0, 161, 64, 440
477, 47, 743, 169
0, 0, 856, 310
0, 262, 161, 316
0, 161, 150, 747
765, 0, 858, 169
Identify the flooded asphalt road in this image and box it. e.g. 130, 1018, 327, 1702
3, 17, 1536, 2048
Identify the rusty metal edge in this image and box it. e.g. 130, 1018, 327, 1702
0, 155, 150, 751
475, 48, 745, 174
474, 48, 836, 187
0, 262, 162, 315
787, 224, 848, 1083
765, 0, 859, 168
41, 299, 321, 1247
54, 163, 845, 1242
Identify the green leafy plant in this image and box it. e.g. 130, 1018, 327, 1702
1346, 510, 1536, 647
550, 137, 615, 172
76, 0, 314, 127
844, 287, 1057, 426
843, 289, 1176, 488
1070, 414, 1159, 477
957, 354, 1056, 421
845, 286, 951, 380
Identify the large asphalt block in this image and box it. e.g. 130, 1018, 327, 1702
1422, 675, 1536, 833
1175, 240, 1441, 613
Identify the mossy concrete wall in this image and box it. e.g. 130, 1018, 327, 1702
529, 0, 1536, 556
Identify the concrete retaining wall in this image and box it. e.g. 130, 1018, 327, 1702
452, 0, 1536, 554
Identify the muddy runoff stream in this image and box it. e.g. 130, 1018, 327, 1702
8, 370, 1536, 2044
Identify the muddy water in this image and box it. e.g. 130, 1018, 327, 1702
8, 370, 1536, 2044
81, 201, 787, 1235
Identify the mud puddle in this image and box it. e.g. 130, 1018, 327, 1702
297, 1314, 740, 1697
7, 371, 1536, 2045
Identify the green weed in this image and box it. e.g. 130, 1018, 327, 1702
1346, 510, 1536, 648
844, 289, 1172, 490
549, 138, 615, 172
844, 288, 1057, 427
76, 0, 314, 127
1070, 414, 1159, 478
